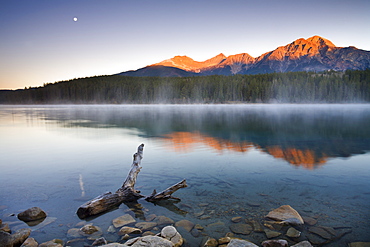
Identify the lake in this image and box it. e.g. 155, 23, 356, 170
0, 104, 369, 246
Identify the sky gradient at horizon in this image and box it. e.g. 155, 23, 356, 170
1, 0, 369, 90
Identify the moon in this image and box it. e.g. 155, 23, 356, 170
73, 17, 78, 22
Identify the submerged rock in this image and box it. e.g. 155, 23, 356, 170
286, 227, 301, 238
229, 223, 252, 235
175, 219, 195, 232
135, 222, 157, 231
17, 207, 47, 222
112, 214, 136, 228
264, 229, 281, 239
302, 216, 317, 226
308, 226, 334, 240
266, 205, 304, 225
154, 216, 175, 225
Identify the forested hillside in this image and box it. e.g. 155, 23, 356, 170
1, 70, 369, 104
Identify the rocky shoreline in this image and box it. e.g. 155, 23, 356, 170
0, 205, 368, 247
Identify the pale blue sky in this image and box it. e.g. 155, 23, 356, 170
1, 0, 369, 89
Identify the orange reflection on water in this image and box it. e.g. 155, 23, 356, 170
265, 146, 327, 169
163, 132, 253, 153
162, 131, 328, 169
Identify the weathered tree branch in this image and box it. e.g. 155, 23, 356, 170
76, 144, 187, 219
77, 144, 145, 219
145, 179, 187, 202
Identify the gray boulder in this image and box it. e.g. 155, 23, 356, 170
18, 207, 47, 222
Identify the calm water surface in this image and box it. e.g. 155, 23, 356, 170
0, 104, 369, 246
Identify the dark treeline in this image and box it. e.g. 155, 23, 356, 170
1, 70, 369, 104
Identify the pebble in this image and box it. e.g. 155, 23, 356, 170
231, 217, 242, 223
118, 226, 142, 235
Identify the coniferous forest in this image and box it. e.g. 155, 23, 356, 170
1, 70, 369, 104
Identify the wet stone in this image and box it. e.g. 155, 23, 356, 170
218, 237, 231, 245
250, 219, 264, 232
266, 205, 304, 225
306, 233, 327, 245
334, 227, 352, 238
161, 226, 183, 247
231, 217, 242, 223
200, 215, 211, 220
142, 231, 155, 236
154, 216, 174, 225
145, 214, 156, 222
229, 223, 252, 235
17, 207, 47, 222
320, 226, 336, 236
135, 222, 157, 231
191, 228, 200, 237
112, 214, 136, 228
175, 219, 195, 232
302, 216, 317, 226
79, 224, 101, 236
286, 227, 301, 238
118, 226, 142, 235
264, 229, 282, 239
308, 226, 333, 239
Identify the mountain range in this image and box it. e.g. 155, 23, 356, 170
118, 35, 370, 77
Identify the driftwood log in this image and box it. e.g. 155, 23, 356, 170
76, 144, 187, 219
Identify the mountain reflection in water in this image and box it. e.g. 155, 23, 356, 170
7, 104, 369, 169
161, 131, 328, 169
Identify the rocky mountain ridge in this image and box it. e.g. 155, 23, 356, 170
118, 35, 370, 77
